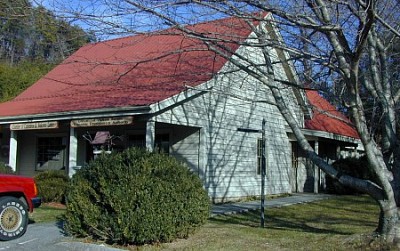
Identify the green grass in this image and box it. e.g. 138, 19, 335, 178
29, 203, 65, 223
139, 195, 390, 251
29, 195, 396, 250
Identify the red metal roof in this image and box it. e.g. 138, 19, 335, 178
305, 90, 359, 139
0, 14, 358, 140
0, 16, 256, 117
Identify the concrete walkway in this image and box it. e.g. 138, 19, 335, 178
211, 193, 334, 217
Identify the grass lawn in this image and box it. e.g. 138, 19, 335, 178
29, 195, 394, 250
149, 195, 385, 251
29, 202, 66, 223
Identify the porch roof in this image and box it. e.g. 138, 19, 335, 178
305, 90, 360, 139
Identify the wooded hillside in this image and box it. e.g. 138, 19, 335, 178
0, 0, 93, 101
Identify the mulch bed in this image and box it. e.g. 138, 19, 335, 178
43, 202, 66, 209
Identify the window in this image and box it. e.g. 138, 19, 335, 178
36, 137, 66, 171
257, 138, 265, 175
127, 134, 170, 154
128, 134, 146, 148
155, 134, 170, 154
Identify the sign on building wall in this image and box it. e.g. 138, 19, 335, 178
10, 121, 59, 130
70, 116, 133, 128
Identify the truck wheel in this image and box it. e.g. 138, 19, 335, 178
0, 196, 29, 241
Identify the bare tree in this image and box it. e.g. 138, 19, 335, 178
41, 0, 400, 245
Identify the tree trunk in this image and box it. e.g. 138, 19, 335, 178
270, 84, 400, 246
392, 150, 400, 206
376, 200, 400, 246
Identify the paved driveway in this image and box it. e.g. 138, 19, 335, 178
0, 222, 121, 251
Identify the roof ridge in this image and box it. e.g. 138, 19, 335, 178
86, 12, 265, 46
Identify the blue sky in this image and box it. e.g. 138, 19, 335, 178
37, 0, 154, 40
37, 0, 232, 40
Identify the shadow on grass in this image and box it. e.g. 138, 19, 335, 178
210, 195, 379, 236
210, 210, 350, 235
316, 195, 379, 215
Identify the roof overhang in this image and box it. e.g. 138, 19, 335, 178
286, 126, 362, 148
0, 105, 151, 124
301, 128, 360, 145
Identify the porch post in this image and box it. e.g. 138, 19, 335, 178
198, 128, 207, 182
9, 130, 17, 172
146, 120, 155, 152
314, 140, 319, 194
68, 127, 78, 177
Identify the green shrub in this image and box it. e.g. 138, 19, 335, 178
64, 147, 210, 245
326, 156, 377, 194
0, 162, 14, 174
34, 170, 69, 203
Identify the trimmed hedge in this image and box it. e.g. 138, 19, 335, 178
64, 147, 210, 245
34, 170, 69, 203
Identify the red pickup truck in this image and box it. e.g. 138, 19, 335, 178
0, 174, 41, 241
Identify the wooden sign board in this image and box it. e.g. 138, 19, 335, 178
71, 116, 133, 128
11, 121, 59, 131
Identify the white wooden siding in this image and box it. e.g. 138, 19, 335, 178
154, 40, 295, 201
170, 127, 200, 174
13, 23, 299, 202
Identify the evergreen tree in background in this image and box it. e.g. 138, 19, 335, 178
0, 0, 94, 100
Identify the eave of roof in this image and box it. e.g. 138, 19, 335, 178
0, 105, 151, 124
